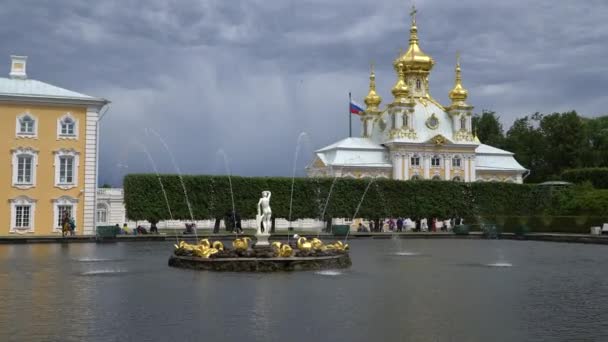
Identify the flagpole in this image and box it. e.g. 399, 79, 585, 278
349, 92, 352, 137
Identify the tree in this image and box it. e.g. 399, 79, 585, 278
504, 114, 547, 183
473, 110, 505, 148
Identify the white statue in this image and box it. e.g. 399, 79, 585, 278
256, 191, 272, 236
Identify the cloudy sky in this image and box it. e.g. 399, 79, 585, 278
2, 0, 607, 184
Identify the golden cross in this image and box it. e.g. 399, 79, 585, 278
370, 61, 375, 73
456, 51, 461, 65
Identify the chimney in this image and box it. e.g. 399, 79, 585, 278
10, 55, 27, 79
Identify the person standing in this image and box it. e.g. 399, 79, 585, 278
397, 218, 404, 232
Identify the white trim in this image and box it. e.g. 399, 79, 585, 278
9, 195, 37, 234
15, 112, 38, 139
56, 112, 79, 140
53, 148, 80, 190
52, 196, 79, 232
11, 147, 38, 189
83, 108, 99, 234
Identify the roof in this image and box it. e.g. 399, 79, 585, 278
475, 144, 514, 155
313, 137, 391, 168
475, 154, 527, 172
0, 77, 107, 104
316, 137, 386, 152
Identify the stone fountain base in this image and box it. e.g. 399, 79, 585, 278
168, 250, 351, 272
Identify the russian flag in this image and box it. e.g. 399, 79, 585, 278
350, 101, 364, 115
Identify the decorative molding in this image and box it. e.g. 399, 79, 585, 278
11, 147, 39, 189
52, 196, 79, 232
15, 112, 38, 139
9, 196, 37, 234
53, 148, 80, 190
56, 112, 79, 140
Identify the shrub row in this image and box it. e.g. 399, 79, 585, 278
561, 168, 608, 189
122, 174, 608, 223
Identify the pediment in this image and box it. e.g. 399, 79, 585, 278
312, 157, 325, 168
426, 134, 453, 146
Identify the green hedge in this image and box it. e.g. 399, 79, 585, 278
123, 175, 608, 228
561, 168, 608, 189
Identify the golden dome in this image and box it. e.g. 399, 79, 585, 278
448, 54, 469, 103
364, 64, 382, 110
391, 61, 410, 103
394, 8, 434, 73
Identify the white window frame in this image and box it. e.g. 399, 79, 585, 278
54, 149, 80, 190
452, 156, 462, 168
97, 202, 108, 224
10, 196, 37, 234
11, 147, 38, 189
411, 155, 420, 167
460, 116, 467, 131
15, 112, 38, 138
53, 196, 78, 232
431, 155, 442, 168
57, 113, 79, 140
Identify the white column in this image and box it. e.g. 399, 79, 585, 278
445, 155, 451, 180
393, 153, 403, 180
470, 156, 476, 182
403, 154, 410, 180
84, 108, 100, 235
464, 156, 470, 182
424, 155, 430, 179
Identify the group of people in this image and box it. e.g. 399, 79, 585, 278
360, 217, 465, 233
115, 223, 158, 235
61, 212, 76, 237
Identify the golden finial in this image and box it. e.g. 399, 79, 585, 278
364, 62, 382, 111
391, 61, 409, 104
410, 4, 417, 25
393, 4, 434, 75
449, 52, 468, 103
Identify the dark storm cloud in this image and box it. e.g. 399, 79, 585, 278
1, 0, 607, 184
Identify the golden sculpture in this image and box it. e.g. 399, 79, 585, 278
233, 237, 252, 251
297, 237, 313, 251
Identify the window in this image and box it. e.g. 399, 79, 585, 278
10, 196, 36, 233
17, 155, 33, 184
53, 196, 78, 231
15, 205, 31, 228
452, 176, 462, 182
16, 113, 38, 138
452, 157, 462, 168
59, 156, 74, 184
11, 147, 38, 189
460, 116, 467, 130
57, 114, 78, 139
416, 78, 421, 90
431, 155, 441, 167
403, 114, 409, 128
391, 114, 396, 129
54, 149, 80, 189
57, 205, 73, 227
411, 155, 420, 167
97, 204, 108, 224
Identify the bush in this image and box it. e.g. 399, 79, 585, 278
123, 174, 608, 232
561, 168, 608, 189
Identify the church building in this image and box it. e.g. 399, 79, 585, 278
307, 9, 527, 183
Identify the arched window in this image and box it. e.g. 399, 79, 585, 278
452, 176, 462, 182
97, 203, 108, 224
411, 155, 420, 167
432, 175, 441, 181
16, 113, 38, 137
403, 114, 409, 128
57, 113, 79, 139
431, 155, 441, 167
416, 78, 421, 90
392, 114, 397, 129
411, 174, 420, 180
452, 156, 462, 168
460, 116, 467, 130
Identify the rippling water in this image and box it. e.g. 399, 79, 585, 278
0, 239, 607, 342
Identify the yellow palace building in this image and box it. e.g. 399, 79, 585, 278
0, 56, 109, 235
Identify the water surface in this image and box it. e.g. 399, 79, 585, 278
0, 239, 607, 342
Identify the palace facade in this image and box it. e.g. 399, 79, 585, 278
307, 10, 527, 183
0, 56, 109, 235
